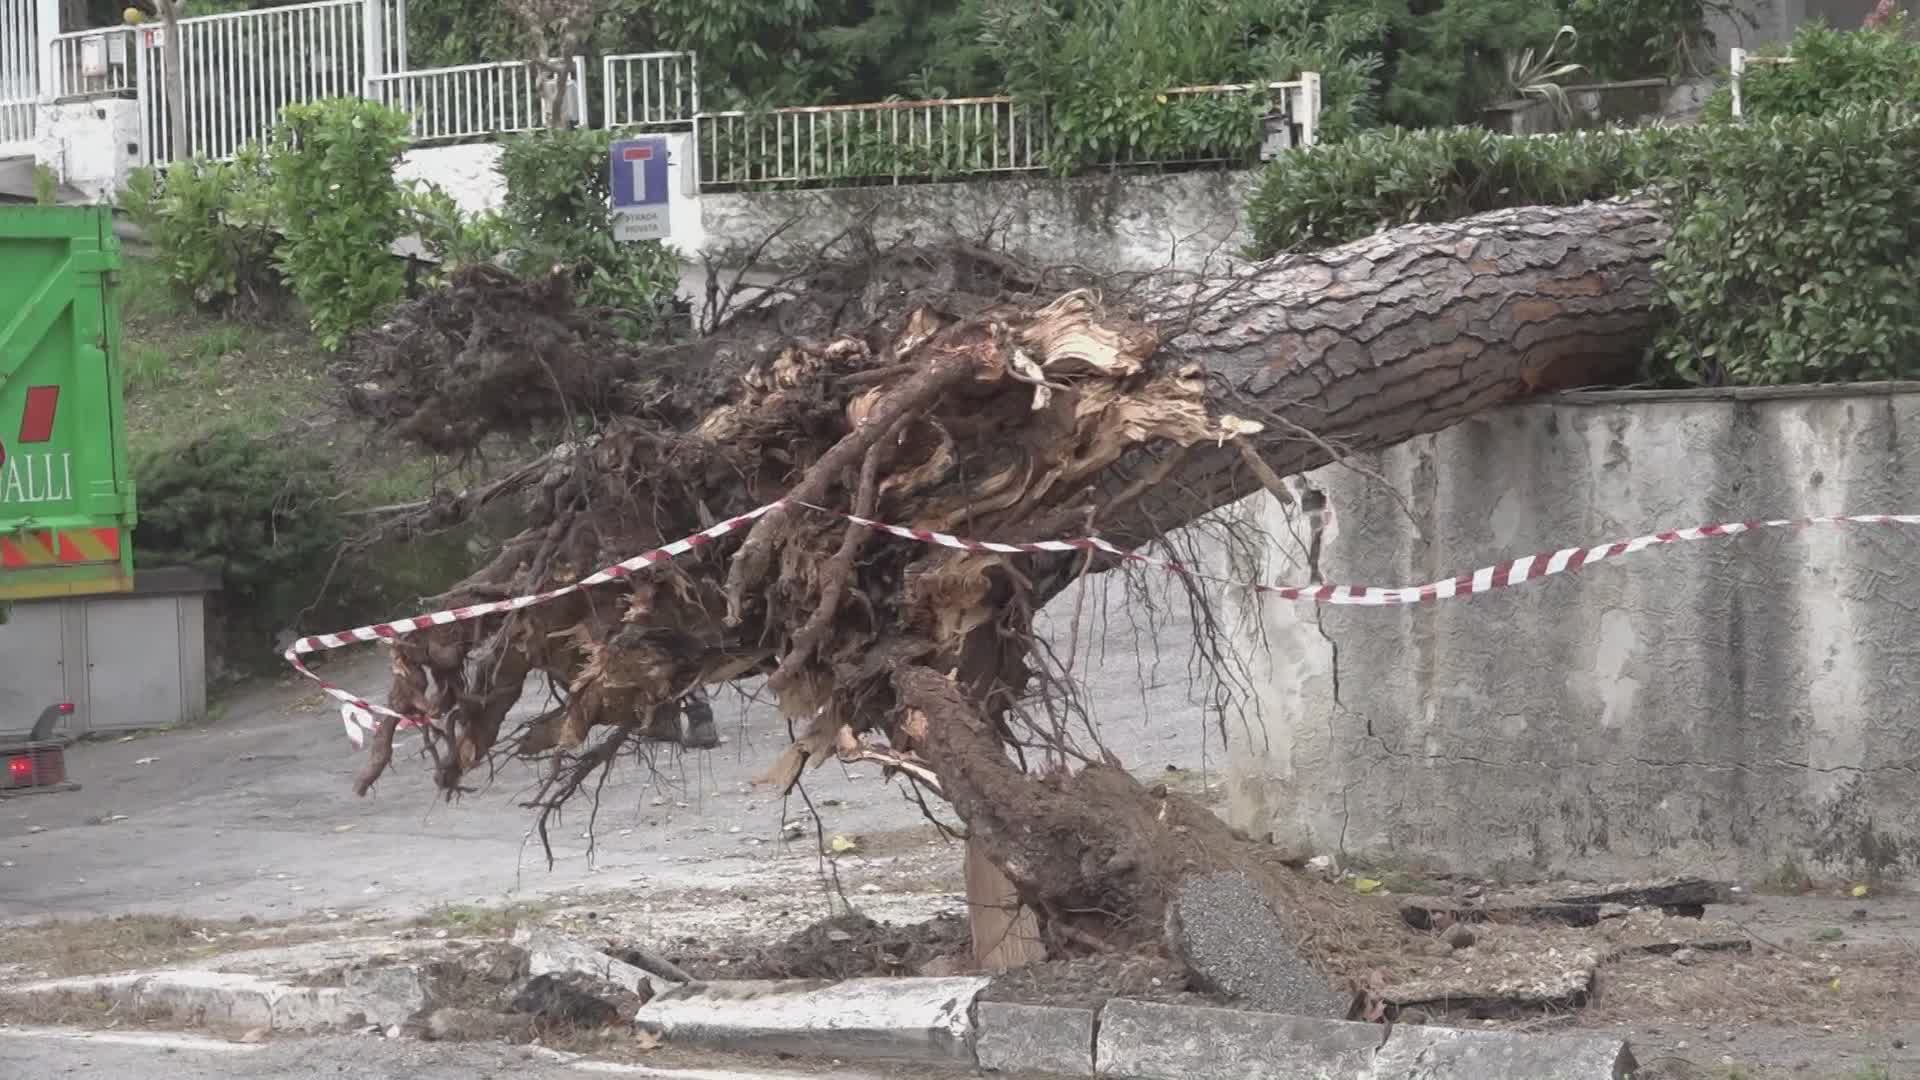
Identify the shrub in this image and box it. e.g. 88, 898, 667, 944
497, 128, 679, 338
1704, 18, 1920, 122
271, 99, 413, 349
1652, 104, 1920, 385
132, 426, 344, 669
1245, 125, 1685, 257
119, 149, 281, 313
1560, 0, 1739, 80
401, 181, 511, 286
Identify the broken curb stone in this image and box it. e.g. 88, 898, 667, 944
1373, 1025, 1636, 1079
636, 976, 990, 1063
974, 1001, 1095, 1075
1097, 999, 1379, 1080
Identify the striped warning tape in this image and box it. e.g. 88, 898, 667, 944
288, 500, 1920, 747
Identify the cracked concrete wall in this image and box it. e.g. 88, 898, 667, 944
1224, 384, 1920, 883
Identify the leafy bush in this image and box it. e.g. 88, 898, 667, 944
402, 182, 510, 285
132, 426, 344, 668
498, 128, 680, 338
1246, 125, 1684, 256
270, 99, 412, 349
981, 0, 1364, 169
1560, 0, 1740, 80
119, 150, 281, 313
1381, 0, 1568, 128
1705, 18, 1920, 122
1653, 104, 1920, 385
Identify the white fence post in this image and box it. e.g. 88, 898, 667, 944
1297, 71, 1320, 148
35, 0, 58, 102
361, 0, 384, 98
1729, 47, 1746, 120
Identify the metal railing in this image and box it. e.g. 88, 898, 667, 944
694, 78, 1318, 192
370, 57, 587, 143
49, 28, 139, 101
137, 0, 369, 163
601, 50, 699, 129
0, 0, 39, 153
697, 95, 1052, 190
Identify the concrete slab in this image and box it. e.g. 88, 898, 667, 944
1373, 1025, 1636, 1080
511, 925, 654, 998
1095, 999, 1379, 1080
2, 970, 353, 1032
343, 964, 434, 1028
974, 1000, 1095, 1075
636, 976, 990, 1064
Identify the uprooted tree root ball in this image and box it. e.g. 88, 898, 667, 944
333, 202, 1670, 988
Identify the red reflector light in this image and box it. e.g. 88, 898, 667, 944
57, 703, 74, 715
7, 756, 30, 780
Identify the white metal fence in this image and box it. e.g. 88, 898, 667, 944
371, 57, 586, 143
601, 51, 699, 129
138, 0, 369, 162
694, 79, 1318, 192
0, 0, 39, 153
49, 28, 139, 100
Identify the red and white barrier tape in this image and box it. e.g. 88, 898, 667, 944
289, 501, 1920, 747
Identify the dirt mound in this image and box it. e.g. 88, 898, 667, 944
678, 913, 970, 981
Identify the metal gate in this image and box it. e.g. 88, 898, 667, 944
0, 0, 40, 157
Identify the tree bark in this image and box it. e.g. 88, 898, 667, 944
1100, 199, 1669, 548
345, 198, 1672, 970
157, 0, 187, 163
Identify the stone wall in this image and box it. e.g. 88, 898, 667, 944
698, 169, 1262, 275
1225, 384, 1920, 884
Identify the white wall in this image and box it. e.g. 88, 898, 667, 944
33, 98, 141, 203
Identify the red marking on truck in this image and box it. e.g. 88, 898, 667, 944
19, 385, 59, 443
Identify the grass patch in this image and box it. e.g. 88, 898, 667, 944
1810, 926, 1846, 943
0, 914, 321, 979
415, 901, 552, 935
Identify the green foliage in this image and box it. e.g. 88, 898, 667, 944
1705, 18, 1920, 122
497, 129, 680, 338
1652, 105, 1920, 386
119, 151, 282, 314
131, 425, 344, 667
402, 182, 511, 285
1559, 0, 1740, 80
1245, 124, 1682, 256
978, 0, 1322, 170
1381, 0, 1567, 128
270, 100, 412, 350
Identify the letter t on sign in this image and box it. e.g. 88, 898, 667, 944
623, 144, 654, 203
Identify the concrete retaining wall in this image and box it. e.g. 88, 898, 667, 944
697, 169, 1261, 274
1226, 384, 1920, 883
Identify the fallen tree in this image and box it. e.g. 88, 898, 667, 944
337, 198, 1668, 983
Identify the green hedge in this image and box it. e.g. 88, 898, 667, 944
1245, 125, 1685, 257
1704, 18, 1920, 122
1654, 104, 1920, 385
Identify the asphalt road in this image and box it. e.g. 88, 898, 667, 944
0, 1026, 932, 1079
0, 569, 1237, 922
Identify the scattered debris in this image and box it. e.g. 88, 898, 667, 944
509, 971, 643, 1028
1400, 877, 1732, 930
679, 913, 969, 982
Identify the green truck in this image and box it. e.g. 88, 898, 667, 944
0, 205, 135, 790
0, 205, 136, 606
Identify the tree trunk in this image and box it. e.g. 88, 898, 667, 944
340, 198, 1671, 970
157, 0, 186, 163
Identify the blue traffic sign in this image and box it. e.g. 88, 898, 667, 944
610, 136, 670, 209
